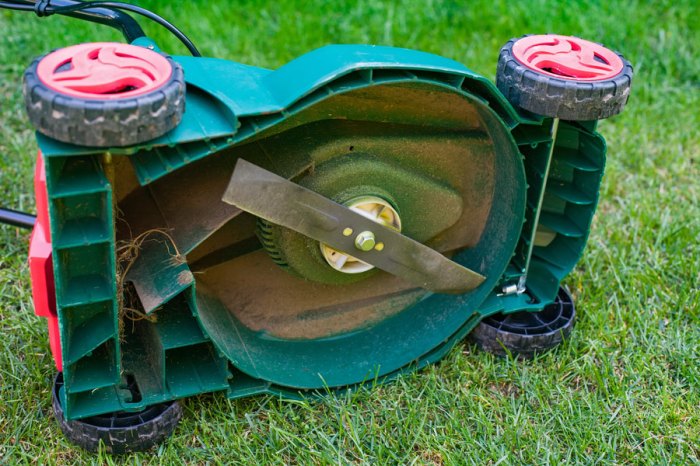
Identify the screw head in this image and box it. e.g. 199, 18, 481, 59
354, 231, 376, 252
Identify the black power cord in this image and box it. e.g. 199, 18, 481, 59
0, 0, 201, 56
0, 208, 36, 229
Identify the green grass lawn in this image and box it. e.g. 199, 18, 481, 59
1, 0, 698, 463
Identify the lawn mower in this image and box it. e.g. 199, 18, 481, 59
0, 0, 633, 453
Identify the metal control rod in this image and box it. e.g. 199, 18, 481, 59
517, 117, 560, 293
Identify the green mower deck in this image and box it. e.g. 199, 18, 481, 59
18, 30, 631, 452
36, 43, 614, 418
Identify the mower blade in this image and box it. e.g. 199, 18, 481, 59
222, 159, 485, 294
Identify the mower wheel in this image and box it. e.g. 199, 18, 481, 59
52, 373, 182, 453
496, 34, 633, 120
23, 42, 185, 147
470, 286, 575, 358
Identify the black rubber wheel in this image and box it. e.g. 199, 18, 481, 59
52, 373, 182, 453
470, 286, 575, 358
23, 42, 185, 148
496, 34, 633, 120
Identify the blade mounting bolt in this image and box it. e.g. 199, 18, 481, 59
354, 231, 376, 252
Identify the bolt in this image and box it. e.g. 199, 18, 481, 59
354, 231, 376, 252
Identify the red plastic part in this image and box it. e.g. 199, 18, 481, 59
36, 42, 173, 100
29, 151, 62, 371
512, 34, 624, 81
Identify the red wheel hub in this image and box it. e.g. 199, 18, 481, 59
36, 42, 173, 100
512, 34, 624, 81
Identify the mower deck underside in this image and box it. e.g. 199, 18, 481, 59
36, 50, 607, 419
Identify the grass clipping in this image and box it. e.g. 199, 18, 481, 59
116, 229, 185, 341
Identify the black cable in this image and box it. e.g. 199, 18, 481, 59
0, 0, 200, 56
0, 2, 35, 10
48, 1, 200, 56
0, 207, 36, 229
4, 0, 148, 42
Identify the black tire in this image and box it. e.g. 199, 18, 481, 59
52, 373, 182, 453
496, 35, 633, 120
470, 286, 575, 358
23, 44, 185, 148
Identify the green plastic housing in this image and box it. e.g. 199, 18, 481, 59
36, 45, 606, 420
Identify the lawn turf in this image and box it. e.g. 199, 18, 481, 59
0, 0, 698, 464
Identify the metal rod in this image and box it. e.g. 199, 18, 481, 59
517, 117, 560, 294
0, 207, 36, 229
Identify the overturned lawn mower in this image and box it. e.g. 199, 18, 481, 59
1, 0, 633, 453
